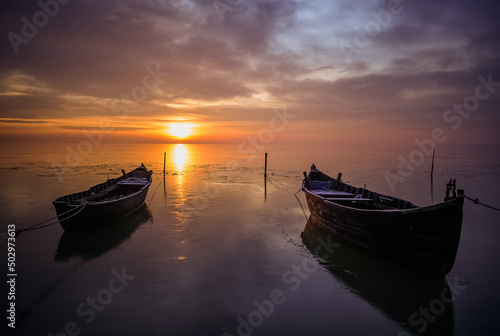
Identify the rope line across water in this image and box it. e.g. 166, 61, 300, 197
464, 195, 500, 212
15, 203, 88, 237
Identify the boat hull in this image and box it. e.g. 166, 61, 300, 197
53, 165, 152, 232
304, 190, 463, 275
54, 186, 150, 231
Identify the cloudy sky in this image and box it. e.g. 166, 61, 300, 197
1, 0, 499, 148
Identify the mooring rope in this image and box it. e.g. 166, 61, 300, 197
15, 220, 58, 237
147, 176, 164, 204
15, 203, 88, 237
294, 188, 309, 221
264, 173, 309, 220
464, 195, 500, 212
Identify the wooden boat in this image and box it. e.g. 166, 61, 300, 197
302, 164, 464, 275
53, 164, 153, 231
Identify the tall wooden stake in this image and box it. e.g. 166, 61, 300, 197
264, 153, 268, 178
430, 148, 435, 203
163, 152, 166, 175
264, 153, 268, 199
430, 148, 435, 177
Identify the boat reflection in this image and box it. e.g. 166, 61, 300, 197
302, 217, 455, 336
55, 204, 152, 262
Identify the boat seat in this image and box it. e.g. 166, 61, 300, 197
118, 177, 148, 186
79, 186, 117, 202
325, 197, 373, 202
312, 190, 355, 197
308, 181, 332, 189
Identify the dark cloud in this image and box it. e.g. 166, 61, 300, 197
0, 94, 66, 119
466, 24, 500, 59
0, 119, 48, 124
59, 125, 146, 131
373, 24, 426, 46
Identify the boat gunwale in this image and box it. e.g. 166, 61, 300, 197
304, 187, 463, 214
302, 167, 463, 214
53, 167, 152, 206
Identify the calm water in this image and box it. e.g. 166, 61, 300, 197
1, 143, 499, 336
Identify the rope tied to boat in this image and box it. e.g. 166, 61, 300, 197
147, 176, 164, 204
294, 188, 309, 220
15, 202, 88, 237
464, 195, 500, 212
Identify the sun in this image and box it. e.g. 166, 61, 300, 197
168, 123, 192, 139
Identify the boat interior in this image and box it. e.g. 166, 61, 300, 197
307, 179, 417, 210
57, 176, 150, 205
85, 184, 144, 203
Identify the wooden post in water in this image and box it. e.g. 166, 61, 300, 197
264, 153, 268, 178
264, 153, 268, 199
163, 152, 166, 175
430, 148, 435, 203
431, 148, 435, 177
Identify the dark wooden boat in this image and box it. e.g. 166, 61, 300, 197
302, 164, 464, 275
53, 164, 153, 231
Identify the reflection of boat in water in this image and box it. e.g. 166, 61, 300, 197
302, 164, 464, 275
302, 217, 454, 336
53, 164, 153, 231
55, 204, 152, 262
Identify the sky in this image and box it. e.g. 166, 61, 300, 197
0, 0, 499, 148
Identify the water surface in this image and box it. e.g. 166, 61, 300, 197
1, 143, 499, 336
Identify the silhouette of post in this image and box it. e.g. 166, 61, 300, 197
264, 153, 268, 178
163, 152, 166, 175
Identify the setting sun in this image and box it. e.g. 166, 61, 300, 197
168, 123, 193, 139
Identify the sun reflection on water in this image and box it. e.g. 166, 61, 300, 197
170, 144, 191, 225
174, 144, 187, 172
